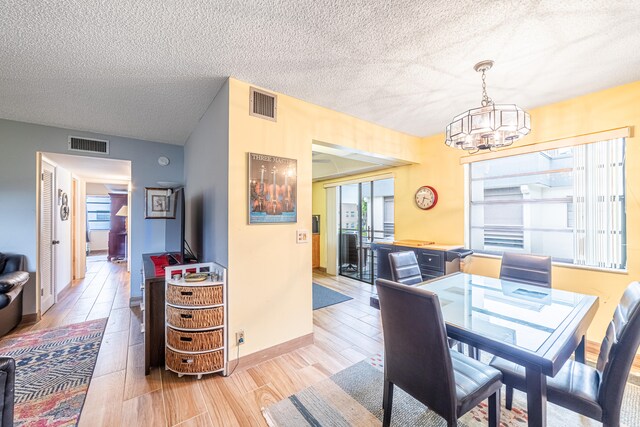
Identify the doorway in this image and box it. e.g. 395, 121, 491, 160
37, 152, 131, 316
338, 177, 394, 284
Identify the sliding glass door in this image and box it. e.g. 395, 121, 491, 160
338, 178, 394, 284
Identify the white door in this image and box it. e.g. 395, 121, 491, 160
40, 161, 55, 313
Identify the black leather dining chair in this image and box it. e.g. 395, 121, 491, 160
491, 281, 640, 427
376, 278, 502, 427
388, 251, 422, 285
499, 252, 552, 288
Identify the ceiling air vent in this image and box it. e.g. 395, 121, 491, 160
250, 87, 277, 122
68, 136, 109, 155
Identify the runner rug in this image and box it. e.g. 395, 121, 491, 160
263, 353, 640, 426
0, 319, 108, 426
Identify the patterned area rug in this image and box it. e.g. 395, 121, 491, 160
264, 354, 640, 426
0, 319, 107, 426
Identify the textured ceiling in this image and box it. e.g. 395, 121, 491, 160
2, 1, 640, 145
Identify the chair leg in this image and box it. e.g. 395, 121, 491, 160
382, 380, 394, 427
505, 385, 513, 410
488, 388, 501, 427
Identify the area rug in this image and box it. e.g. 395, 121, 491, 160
264, 354, 640, 427
0, 319, 108, 427
313, 283, 353, 310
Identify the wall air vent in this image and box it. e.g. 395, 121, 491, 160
249, 87, 277, 122
68, 136, 109, 154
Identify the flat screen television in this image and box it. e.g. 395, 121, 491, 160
165, 187, 197, 263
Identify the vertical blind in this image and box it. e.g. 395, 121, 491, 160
468, 138, 626, 270
573, 138, 626, 269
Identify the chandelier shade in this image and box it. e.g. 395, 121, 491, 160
445, 60, 531, 152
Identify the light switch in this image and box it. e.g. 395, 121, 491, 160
297, 230, 310, 244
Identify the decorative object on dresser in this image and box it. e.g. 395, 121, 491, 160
164, 262, 227, 379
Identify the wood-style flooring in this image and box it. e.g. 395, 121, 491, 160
12, 258, 615, 426
11, 258, 388, 426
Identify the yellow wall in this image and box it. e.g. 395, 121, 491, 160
313, 80, 640, 344
227, 78, 421, 358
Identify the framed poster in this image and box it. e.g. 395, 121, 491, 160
145, 187, 176, 219
248, 153, 297, 224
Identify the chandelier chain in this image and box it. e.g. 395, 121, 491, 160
481, 70, 492, 107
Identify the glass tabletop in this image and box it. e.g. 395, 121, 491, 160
416, 273, 590, 353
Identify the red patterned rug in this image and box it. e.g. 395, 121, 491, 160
0, 319, 107, 427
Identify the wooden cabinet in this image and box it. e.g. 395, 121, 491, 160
108, 193, 127, 261
164, 262, 227, 379
312, 234, 320, 269
371, 243, 447, 282
142, 254, 167, 375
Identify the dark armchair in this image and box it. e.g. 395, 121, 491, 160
0, 254, 29, 337
0, 357, 15, 427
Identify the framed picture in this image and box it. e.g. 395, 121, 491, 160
248, 152, 297, 224
145, 187, 176, 219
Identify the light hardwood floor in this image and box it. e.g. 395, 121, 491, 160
12, 258, 614, 426
12, 258, 387, 426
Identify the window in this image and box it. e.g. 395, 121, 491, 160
87, 195, 111, 230
468, 138, 626, 270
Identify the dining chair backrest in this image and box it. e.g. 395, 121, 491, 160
388, 251, 423, 285
596, 281, 640, 426
375, 278, 457, 420
499, 252, 552, 288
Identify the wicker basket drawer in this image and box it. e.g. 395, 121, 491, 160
166, 284, 223, 307
167, 327, 223, 352
166, 305, 224, 329
166, 348, 224, 374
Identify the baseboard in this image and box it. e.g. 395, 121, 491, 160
230, 333, 314, 372
56, 281, 72, 301
129, 296, 142, 308
21, 313, 39, 325
314, 267, 327, 273
587, 339, 640, 371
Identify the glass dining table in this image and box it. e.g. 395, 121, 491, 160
413, 273, 599, 427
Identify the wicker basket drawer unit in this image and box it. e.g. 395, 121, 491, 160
166, 348, 224, 374
167, 327, 223, 352
166, 283, 223, 306
166, 305, 224, 329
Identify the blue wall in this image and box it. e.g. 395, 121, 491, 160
184, 80, 229, 266
0, 118, 184, 305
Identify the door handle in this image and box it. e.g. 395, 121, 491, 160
52, 240, 60, 245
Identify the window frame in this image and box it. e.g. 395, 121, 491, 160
87, 195, 111, 231
463, 135, 628, 273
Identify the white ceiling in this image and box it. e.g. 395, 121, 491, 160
43, 152, 131, 182
312, 152, 396, 182
3, 1, 640, 144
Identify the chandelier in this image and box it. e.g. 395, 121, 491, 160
445, 60, 531, 152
